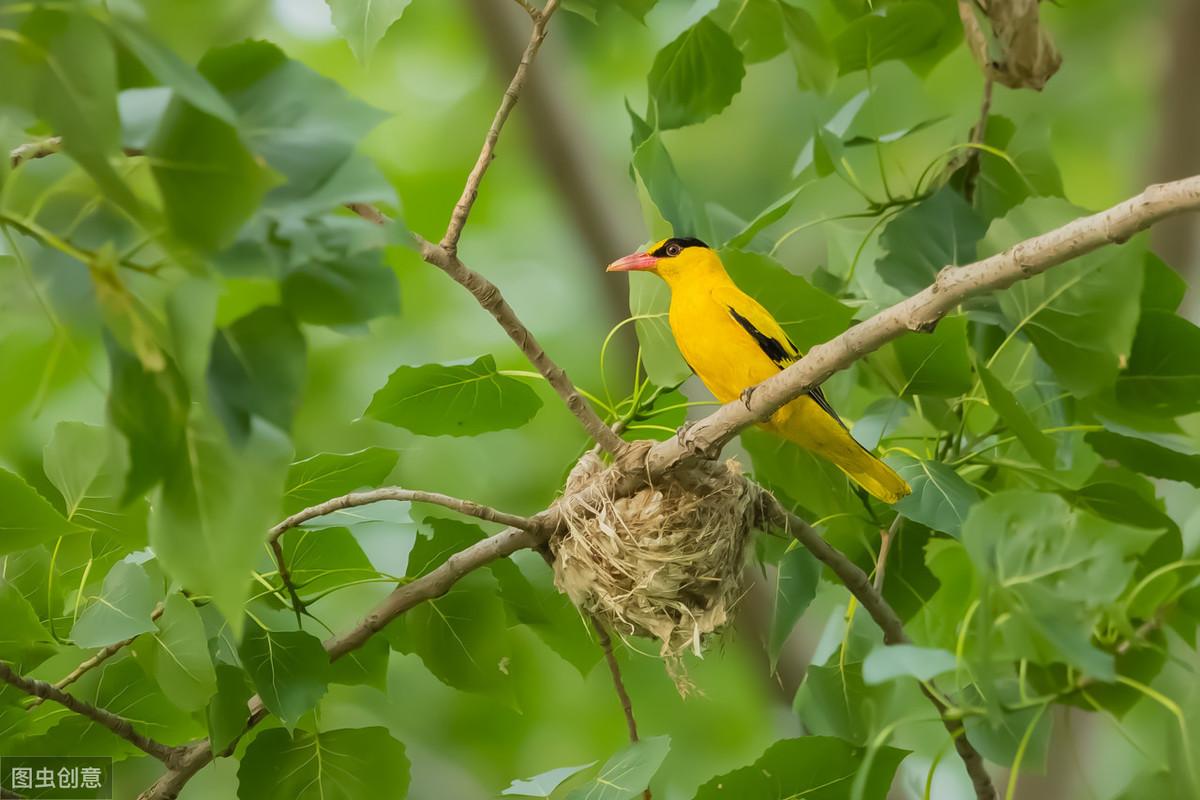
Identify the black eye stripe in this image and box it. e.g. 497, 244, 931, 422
650, 236, 709, 258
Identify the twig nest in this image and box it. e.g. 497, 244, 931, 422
551, 451, 757, 690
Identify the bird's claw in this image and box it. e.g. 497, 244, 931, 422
675, 421, 718, 460
740, 385, 755, 411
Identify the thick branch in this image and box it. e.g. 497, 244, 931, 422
0, 662, 181, 766
641, 175, 1200, 480
761, 499, 996, 800
441, 0, 560, 252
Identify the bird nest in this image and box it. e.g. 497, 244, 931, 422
550, 451, 758, 691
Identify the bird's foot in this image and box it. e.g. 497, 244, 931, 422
675, 421, 719, 460
739, 385, 755, 411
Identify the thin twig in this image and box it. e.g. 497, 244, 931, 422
441, 0, 561, 253
511, 0, 542, 20
25, 603, 165, 709
0, 662, 182, 767
761, 498, 997, 800
591, 617, 652, 800
267, 486, 543, 543
872, 515, 903, 592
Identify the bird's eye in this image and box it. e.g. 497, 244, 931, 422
666, 243, 682, 256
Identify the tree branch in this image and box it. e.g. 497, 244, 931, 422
760, 498, 997, 800
267, 487, 544, 543
441, 0, 561, 253
591, 615, 652, 800
0, 662, 182, 767
639, 175, 1200, 480
25, 603, 165, 709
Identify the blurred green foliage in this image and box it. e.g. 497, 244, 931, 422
2, 0, 1199, 799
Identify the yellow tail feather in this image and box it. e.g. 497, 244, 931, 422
834, 449, 911, 504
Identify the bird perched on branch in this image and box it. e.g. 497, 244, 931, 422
608, 236, 911, 504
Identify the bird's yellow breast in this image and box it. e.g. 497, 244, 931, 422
668, 282, 783, 404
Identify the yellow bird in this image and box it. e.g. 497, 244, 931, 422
608, 236, 911, 504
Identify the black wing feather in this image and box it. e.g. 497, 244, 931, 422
726, 305, 848, 430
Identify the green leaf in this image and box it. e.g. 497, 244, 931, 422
693, 736, 907, 800
794, 661, 876, 744
42, 422, 110, 522
25, 656, 197, 760
283, 448, 399, 515
977, 362, 1057, 469
283, 526, 379, 597
985, 198, 1143, 396
208, 42, 387, 204
720, 249, 855, 351
862, 644, 955, 684
1141, 253, 1186, 312
15, 9, 139, 214
150, 413, 291, 628
325, 0, 412, 63
238, 726, 410, 800
503, 762, 596, 798
207, 664, 254, 754
887, 454, 979, 537
876, 189, 987, 296
0, 467, 88, 556
962, 491, 1160, 679
329, 635, 389, 691
106, 16, 238, 124
715, 0, 786, 64
781, 3, 835, 93
564, 736, 670, 800
1115, 310, 1200, 417
146, 592, 217, 711
208, 306, 307, 438
768, 544, 820, 669
148, 100, 274, 251
833, 2, 946, 74
1085, 430, 1200, 488
389, 569, 512, 698
724, 184, 807, 250
0, 583, 55, 668
632, 133, 706, 237
629, 271, 691, 388
278, 218, 400, 326
648, 17, 745, 130
238, 627, 330, 730
105, 338, 190, 502
70, 561, 158, 648
892, 314, 972, 397
364, 355, 543, 437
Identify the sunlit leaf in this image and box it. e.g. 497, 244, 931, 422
325, 0, 413, 63
888, 454, 979, 537
503, 762, 596, 798
283, 448, 399, 515
648, 17, 744, 130
144, 592, 217, 711
862, 644, 955, 684
564, 736, 670, 800
70, 560, 158, 649
365, 355, 543, 437
238, 726, 410, 799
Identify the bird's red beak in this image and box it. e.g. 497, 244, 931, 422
606, 251, 658, 272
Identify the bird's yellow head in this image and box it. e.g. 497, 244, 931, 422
606, 237, 723, 288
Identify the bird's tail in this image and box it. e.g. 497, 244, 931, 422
832, 445, 911, 504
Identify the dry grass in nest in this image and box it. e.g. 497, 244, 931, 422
551, 452, 758, 692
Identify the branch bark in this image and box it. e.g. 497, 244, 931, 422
0, 662, 182, 767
